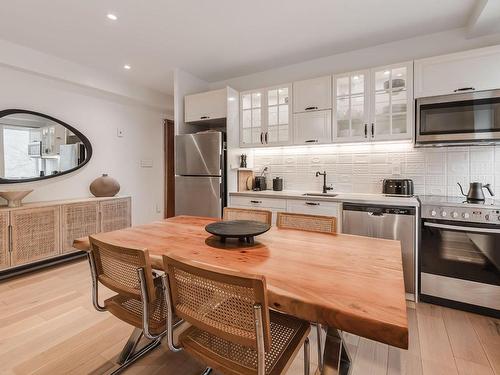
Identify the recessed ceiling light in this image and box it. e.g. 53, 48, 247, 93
353, 75, 359, 80
123, 64, 131, 70
383, 71, 390, 76
107, 13, 118, 21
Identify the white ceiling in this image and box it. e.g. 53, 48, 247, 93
0, 0, 485, 94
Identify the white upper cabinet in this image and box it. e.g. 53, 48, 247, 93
240, 85, 291, 147
370, 62, 413, 141
333, 71, 370, 142
185, 88, 228, 123
414, 45, 500, 98
332, 62, 413, 143
293, 110, 332, 144
293, 76, 332, 113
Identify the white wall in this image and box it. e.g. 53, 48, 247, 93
209, 28, 500, 91
173, 68, 209, 135
0, 64, 166, 225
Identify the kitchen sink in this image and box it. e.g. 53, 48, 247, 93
302, 193, 338, 197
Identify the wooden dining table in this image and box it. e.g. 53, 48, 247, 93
74, 215, 408, 374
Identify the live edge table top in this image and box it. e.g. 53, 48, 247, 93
74, 215, 408, 349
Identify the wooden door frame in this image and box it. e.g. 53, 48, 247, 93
164, 119, 175, 218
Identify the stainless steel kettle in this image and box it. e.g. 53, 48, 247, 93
457, 182, 494, 201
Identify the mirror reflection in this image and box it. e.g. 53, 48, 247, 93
0, 111, 91, 182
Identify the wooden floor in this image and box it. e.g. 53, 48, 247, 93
0, 260, 498, 375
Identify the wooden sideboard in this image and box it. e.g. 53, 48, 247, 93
0, 196, 131, 274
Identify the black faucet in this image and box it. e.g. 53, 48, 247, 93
315, 171, 333, 194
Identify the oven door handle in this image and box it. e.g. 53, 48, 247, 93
424, 221, 500, 234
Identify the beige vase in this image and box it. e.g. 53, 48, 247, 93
90, 174, 120, 197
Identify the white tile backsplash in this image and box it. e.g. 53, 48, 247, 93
250, 144, 499, 196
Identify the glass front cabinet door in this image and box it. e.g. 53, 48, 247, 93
370, 62, 413, 141
240, 85, 291, 147
333, 71, 369, 142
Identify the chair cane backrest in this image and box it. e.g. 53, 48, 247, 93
223, 207, 272, 225
276, 212, 336, 234
163, 254, 271, 350
89, 236, 156, 301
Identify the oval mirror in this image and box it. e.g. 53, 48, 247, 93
0, 109, 92, 183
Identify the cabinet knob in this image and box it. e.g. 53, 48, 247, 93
453, 87, 475, 92
364, 124, 368, 138
250, 200, 262, 204
304, 106, 318, 111
260, 132, 264, 144
264, 132, 268, 144
200, 115, 210, 119
305, 202, 320, 206
305, 139, 319, 143
371, 123, 374, 138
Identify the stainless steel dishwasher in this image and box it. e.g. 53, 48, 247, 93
342, 203, 416, 295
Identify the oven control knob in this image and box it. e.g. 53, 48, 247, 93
485, 214, 491, 221
451, 211, 459, 218
462, 212, 470, 219
430, 210, 437, 217
441, 210, 447, 217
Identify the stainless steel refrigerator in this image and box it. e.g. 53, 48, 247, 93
175, 132, 226, 218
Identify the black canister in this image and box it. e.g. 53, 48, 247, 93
273, 177, 283, 191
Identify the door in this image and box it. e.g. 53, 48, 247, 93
293, 76, 332, 113
100, 198, 131, 233
176, 132, 222, 176
370, 62, 413, 141
0, 211, 9, 270
342, 205, 415, 294
240, 90, 264, 146
293, 110, 332, 144
11, 206, 60, 266
334, 71, 370, 142
61, 202, 99, 253
175, 176, 222, 218
265, 86, 291, 146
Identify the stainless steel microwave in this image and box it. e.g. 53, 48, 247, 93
416, 89, 500, 146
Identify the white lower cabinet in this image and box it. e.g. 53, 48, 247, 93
286, 199, 339, 217
229, 196, 286, 225
229, 196, 341, 228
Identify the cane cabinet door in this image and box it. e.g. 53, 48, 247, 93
0, 211, 9, 270
100, 197, 131, 232
61, 202, 100, 253
11, 206, 60, 266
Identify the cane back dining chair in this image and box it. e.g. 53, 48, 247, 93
87, 236, 177, 373
275, 212, 337, 372
162, 254, 311, 375
223, 207, 272, 225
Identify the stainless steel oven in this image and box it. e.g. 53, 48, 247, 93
420, 216, 500, 317
416, 89, 500, 146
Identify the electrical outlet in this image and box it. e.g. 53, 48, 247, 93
117, 128, 124, 137
156, 204, 162, 213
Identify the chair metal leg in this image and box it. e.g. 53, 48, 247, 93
107, 327, 162, 375
200, 367, 213, 375
118, 328, 143, 364
320, 327, 351, 375
304, 337, 310, 375
316, 323, 324, 372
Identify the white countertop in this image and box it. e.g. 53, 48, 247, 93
229, 190, 420, 207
